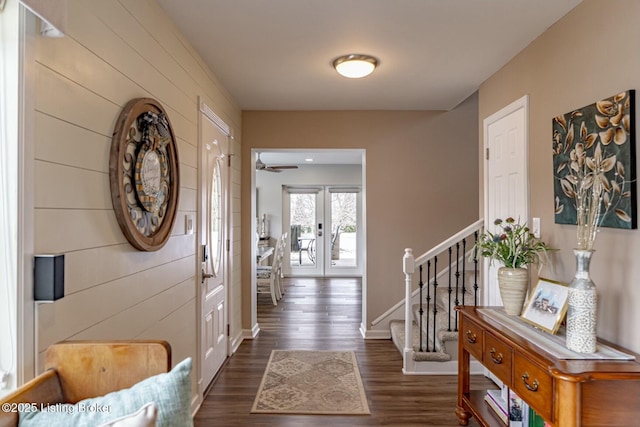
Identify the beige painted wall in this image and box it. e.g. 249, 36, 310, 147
242, 93, 479, 330
478, 0, 640, 352
29, 0, 242, 404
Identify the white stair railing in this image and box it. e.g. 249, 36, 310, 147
402, 219, 484, 373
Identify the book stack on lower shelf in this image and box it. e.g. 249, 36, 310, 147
484, 389, 508, 424
484, 386, 550, 427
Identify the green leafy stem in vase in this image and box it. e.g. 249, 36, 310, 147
474, 217, 555, 269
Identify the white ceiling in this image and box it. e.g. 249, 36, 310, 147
257, 149, 363, 167
158, 0, 582, 111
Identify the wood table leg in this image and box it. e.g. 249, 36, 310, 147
456, 322, 472, 425
455, 405, 471, 426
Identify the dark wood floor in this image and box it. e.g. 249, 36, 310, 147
194, 277, 490, 426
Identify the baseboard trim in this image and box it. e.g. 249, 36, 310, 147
242, 324, 260, 339
402, 359, 483, 375
230, 331, 243, 353
190, 393, 202, 418
363, 329, 391, 339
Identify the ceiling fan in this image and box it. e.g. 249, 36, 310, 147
255, 152, 299, 173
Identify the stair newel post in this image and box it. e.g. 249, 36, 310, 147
402, 248, 415, 370
447, 247, 453, 332
418, 265, 424, 352
432, 256, 438, 353
473, 230, 479, 306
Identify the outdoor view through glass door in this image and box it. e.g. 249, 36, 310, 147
286, 186, 360, 276
329, 190, 357, 269
289, 191, 319, 272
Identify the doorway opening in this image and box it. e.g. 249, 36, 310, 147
251, 149, 367, 334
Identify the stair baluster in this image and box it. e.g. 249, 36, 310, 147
432, 256, 438, 353
418, 265, 424, 352
454, 242, 460, 332
461, 238, 467, 306
425, 261, 431, 352
473, 231, 479, 306
447, 247, 453, 332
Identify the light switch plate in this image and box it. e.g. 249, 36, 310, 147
532, 217, 541, 238
185, 214, 194, 235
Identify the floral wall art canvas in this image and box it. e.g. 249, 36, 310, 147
553, 90, 637, 229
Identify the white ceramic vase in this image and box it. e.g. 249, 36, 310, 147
497, 267, 529, 316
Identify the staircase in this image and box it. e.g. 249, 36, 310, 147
387, 220, 484, 374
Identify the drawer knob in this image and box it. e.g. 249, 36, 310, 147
490, 348, 503, 364
521, 372, 539, 392
466, 330, 477, 344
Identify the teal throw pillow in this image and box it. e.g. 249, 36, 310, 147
19, 357, 192, 427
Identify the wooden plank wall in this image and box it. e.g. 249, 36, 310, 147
31, 0, 242, 406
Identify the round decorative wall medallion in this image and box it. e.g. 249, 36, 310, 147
110, 98, 180, 251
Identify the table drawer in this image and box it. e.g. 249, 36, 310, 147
484, 332, 512, 386
513, 352, 553, 422
461, 317, 484, 361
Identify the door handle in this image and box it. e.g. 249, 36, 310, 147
201, 268, 214, 284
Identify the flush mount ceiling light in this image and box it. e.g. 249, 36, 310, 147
333, 54, 378, 78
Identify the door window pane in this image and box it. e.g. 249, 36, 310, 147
290, 193, 316, 267
330, 192, 357, 267
210, 160, 222, 275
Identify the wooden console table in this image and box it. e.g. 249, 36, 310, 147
456, 306, 640, 427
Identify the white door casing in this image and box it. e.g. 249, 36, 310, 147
250, 148, 367, 337
483, 95, 530, 307
198, 103, 230, 393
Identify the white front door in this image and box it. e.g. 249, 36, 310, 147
199, 107, 229, 391
483, 95, 529, 306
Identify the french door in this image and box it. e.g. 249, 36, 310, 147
284, 186, 361, 277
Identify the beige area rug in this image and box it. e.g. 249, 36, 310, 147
251, 350, 370, 415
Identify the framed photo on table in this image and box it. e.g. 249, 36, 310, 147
520, 278, 569, 334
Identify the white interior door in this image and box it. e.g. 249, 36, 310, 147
199, 109, 229, 391
483, 95, 530, 306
